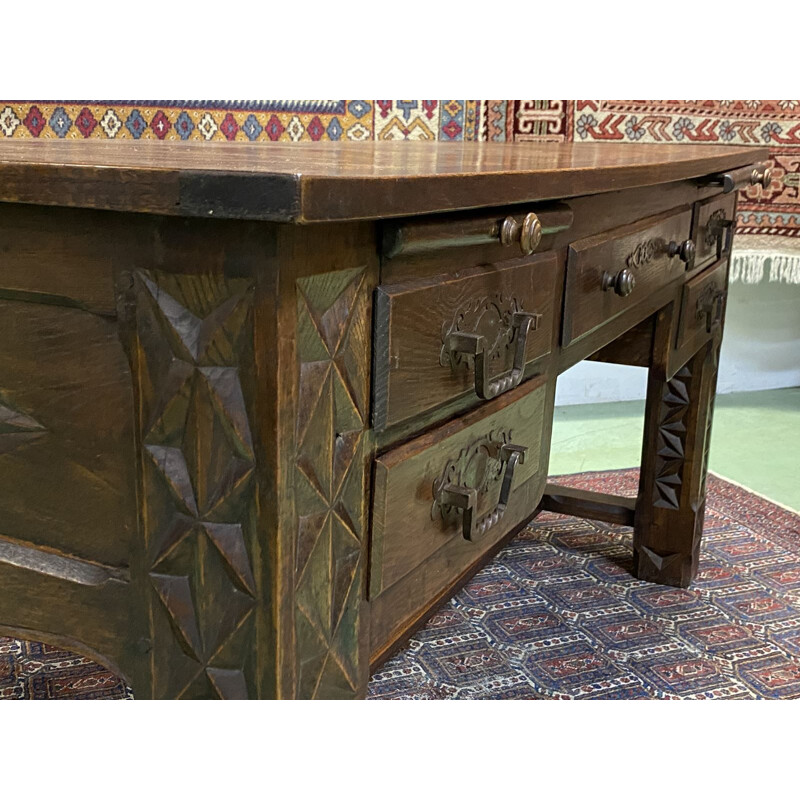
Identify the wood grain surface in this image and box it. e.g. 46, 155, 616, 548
0, 300, 137, 567
691, 193, 737, 272
675, 257, 729, 355
370, 378, 547, 598
563, 209, 692, 346
0, 140, 768, 222
373, 252, 560, 431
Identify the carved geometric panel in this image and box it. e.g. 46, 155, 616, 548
695, 342, 722, 536
652, 365, 692, 510
133, 269, 258, 699
636, 339, 723, 588
294, 267, 368, 699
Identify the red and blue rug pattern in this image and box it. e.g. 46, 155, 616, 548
0, 638, 132, 699
1, 469, 798, 699
367, 470, 800, 700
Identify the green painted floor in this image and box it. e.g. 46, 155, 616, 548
549, 387, 800, 512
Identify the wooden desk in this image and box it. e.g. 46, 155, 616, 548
0, 140, 769, 698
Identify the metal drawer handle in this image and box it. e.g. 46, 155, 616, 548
751, 166, 772, 189
447, 311, 541, 400
437, 443, 527, 541
704, 163, 772, 194
705, 210, 734, 254
668, 238, 696, 268
696, 284, 726, 334
499, 212, 543, 255
601, 268, 636, 297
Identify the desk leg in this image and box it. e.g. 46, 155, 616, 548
272, 223, 378, 699
125, 219, 377, 699
634, 337, 720, 588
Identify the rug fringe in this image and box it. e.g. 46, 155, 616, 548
730, 242, 800, 285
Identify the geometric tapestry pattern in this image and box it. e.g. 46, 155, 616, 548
368, 469, 800, 699
133, 269, 258, 699
294, 267, 369, 698
569, 100, 800, 241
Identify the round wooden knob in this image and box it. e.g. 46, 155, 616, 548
751, 166, 772, 189
499, 212, 542, 255
602, 268, 636, 297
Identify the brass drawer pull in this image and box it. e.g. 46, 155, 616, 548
437, 443, 528, 541
696, 284, 725, 334
383, 204, 572, 259
601, 268, 636, 297
703, 163, 772, 194
499, 212, 543, 255
751, 166, 772, 189
447, 311, 541, 399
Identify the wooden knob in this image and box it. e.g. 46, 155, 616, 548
602, 268, 636, 297
751, 166, 772, 189
499, 212, 543, 255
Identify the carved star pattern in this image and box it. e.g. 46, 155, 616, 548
136, 270, 256, 699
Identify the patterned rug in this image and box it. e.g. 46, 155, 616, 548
1, 469, 798, 700
368, 470, 800, 699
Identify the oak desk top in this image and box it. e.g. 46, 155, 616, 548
0, 140, 768, 223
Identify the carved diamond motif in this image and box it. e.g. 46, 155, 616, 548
134, 269, 257, 699
294, 267, 367, 698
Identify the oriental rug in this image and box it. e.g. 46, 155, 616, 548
1, 469, 798, 700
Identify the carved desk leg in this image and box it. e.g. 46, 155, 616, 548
634, 318, 721, 588
122, 219, 378, 699
270, 223, 378, 699
126, 267, 264, 699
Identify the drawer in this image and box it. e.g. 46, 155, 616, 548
563, 208, 693, 346
676, 258, 728, 352
691, 193, 736, 272
372, 251, 560, 431
369, 377, 548, 601
0, 300, 137, 566
0, 203, 138, 316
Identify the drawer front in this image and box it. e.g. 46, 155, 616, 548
676, 258, 729, 352
0, 203, 138, 316
691, 193, 736, 272
369, 378, 548, 600
0, 300, 138, 567
373, 251, 560, 431
564, 209, 693, 346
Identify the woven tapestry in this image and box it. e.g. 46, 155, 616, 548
2, 100, 799, 284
